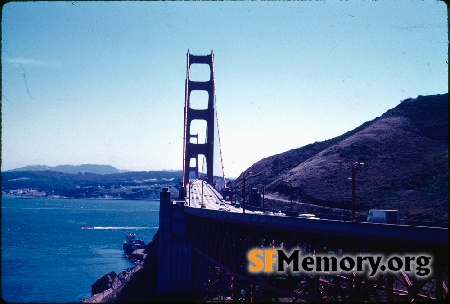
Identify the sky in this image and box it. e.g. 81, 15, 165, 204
1, 1, 448, 178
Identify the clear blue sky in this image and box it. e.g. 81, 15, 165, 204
1, 1, 448, 178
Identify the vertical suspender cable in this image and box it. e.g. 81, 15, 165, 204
211, 52, 227, 187
203, 128, 207, 176
214, 96, 227, 187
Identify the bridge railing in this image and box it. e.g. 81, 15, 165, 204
184, 206, 448, 247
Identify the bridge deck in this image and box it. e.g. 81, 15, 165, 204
181, 179, 447, 249
184, 206, 447, 247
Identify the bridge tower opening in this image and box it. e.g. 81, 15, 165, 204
182, 50, 216, 187
188, 134, 200, 179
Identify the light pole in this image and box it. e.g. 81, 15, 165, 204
187, 180, 189, 206
262, 185, 265, 209
242, 171, 252, 214
189, 180, 192, 206
351, 161, 364, 221
290, 182, 293, 211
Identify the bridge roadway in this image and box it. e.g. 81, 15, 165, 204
180, 179, 447, 248
184, 179, 243, 213
165, 180, 448, 301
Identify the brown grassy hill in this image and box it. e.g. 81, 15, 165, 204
228, 93, 448, 222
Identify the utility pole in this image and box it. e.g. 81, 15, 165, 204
262, 185, 265, 209
242, 172, 252, 214
290, 183, 293, 211
351, 161, 364, 221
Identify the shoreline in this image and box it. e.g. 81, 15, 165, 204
2, 194, 165, 201
83, 232, 159, 303
82, 262, 144, 303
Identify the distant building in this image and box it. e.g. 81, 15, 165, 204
30, 190, 46, 197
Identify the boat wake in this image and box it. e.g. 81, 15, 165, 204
81, 226, 157, 230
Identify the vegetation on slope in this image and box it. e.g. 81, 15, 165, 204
229, 94, 448, 222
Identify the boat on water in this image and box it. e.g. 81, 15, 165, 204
123, 233, 145, 252
81, 226, 95, 229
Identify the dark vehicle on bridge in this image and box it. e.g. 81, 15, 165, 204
235, 202, 241, 208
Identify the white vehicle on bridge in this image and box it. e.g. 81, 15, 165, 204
367, 209, 398, 224
297, 213, 319, 219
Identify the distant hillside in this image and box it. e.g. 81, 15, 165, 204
229, 94, 448, 222
1, 170, 184, 199
8, 164, 124, 175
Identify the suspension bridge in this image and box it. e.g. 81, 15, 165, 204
155, 50, 448, 302
181, 50, 226, 189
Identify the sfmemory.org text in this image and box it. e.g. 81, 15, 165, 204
247, 249, 432, 278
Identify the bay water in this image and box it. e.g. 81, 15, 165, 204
1, 196, 160, 303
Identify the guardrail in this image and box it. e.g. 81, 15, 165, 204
184, 206, 448, 246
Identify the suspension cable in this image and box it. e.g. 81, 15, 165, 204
214, 95, 227, 187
